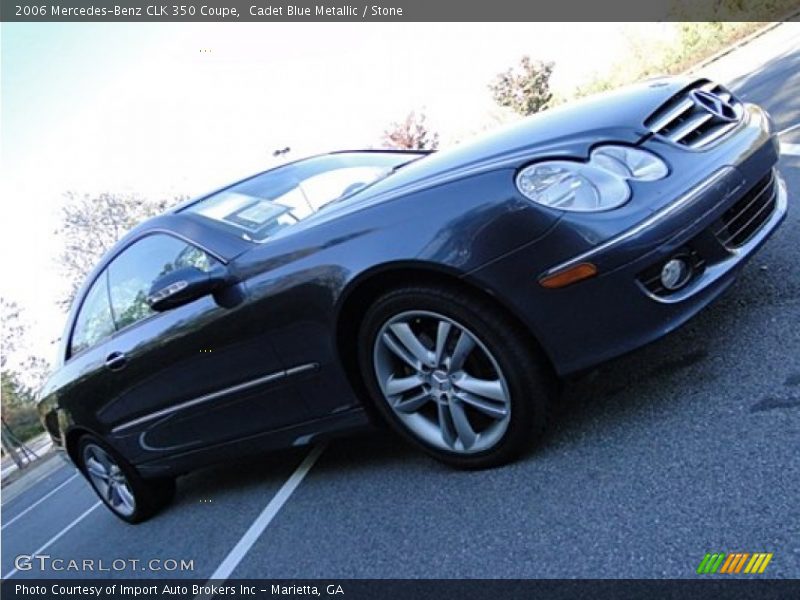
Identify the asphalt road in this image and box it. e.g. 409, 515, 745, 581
2, 47, 799, 582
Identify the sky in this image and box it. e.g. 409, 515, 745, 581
0, 22, 665, 372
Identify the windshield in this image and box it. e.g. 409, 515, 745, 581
183, 152, 424, 242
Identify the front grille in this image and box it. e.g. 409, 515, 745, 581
714, 171, 777, 249
638, 248, 706, 298
645, 80, 743, 149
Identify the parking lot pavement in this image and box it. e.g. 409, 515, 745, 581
2, 450, 309, 579
1, 45, 798, 582
1, 432, 54, 481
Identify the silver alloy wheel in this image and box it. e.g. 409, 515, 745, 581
373, 310, 512, 454
83, 443, 136, 517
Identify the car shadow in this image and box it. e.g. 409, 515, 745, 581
171, 431, 427, 502
545, 285, 782, 451
173, 446, 313, 505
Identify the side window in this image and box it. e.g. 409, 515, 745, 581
70, 272, 115, 356
108, 234, 219, 331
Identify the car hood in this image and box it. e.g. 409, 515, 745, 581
296, 77, 690, 228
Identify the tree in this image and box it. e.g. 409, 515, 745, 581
55, 191, 187, 309
1, 302, 45, 458
1, 297, 50, 390
383, 111, 440, 151
21, 356, 51, 394
1, 298, 23, 370
1, 370, 42, 464
489, 56, 555, 116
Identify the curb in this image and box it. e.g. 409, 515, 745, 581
684, 13, 800, 76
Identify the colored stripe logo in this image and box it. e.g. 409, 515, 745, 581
697, 552, 773, 574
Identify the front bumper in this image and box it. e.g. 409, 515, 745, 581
557, 170, 786, 374
468, 142, 787, 376
635, 169, 785, 304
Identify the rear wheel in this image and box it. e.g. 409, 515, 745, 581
78, 436, 174, 524
358, 284, 554, 469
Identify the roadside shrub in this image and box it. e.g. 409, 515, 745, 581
3, 402, 44, 443
572, 1, 798, 100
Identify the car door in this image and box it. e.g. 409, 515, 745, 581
52, 272, 117, 438
99, 232, 308, 461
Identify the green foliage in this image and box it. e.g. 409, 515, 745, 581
1, 371, 44, 442
573, 7, 797, 101
668, 0, 798, 20
3, 408, 44, 443
663, 22, 756, 74
489, 56, 555, 116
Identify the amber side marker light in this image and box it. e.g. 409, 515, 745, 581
539, 262, 598, 289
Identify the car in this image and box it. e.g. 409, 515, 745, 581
38, 77, 787, 522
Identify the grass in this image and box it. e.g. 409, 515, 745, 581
569, 1, 798, 101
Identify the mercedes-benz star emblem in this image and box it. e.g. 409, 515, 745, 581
690, 90, 738, 122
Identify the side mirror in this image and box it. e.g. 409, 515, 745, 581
147, 266, 226, 312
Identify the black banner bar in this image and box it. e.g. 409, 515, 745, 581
3, 579, 800, 600
2, 0, 800, 22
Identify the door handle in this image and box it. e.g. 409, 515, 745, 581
105, 351, 128, 372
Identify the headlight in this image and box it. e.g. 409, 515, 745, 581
516, 144, 668, 212
516, 161, 630, 212
590, 145, 668, 181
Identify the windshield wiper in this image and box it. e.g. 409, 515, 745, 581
318, 157, 422, 211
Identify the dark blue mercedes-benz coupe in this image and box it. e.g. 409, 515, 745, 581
39, 77, 787, 522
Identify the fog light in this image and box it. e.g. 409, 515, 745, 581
660, 258, 691, 290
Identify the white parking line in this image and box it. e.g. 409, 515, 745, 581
781, 142, 800, 156
1, 473, 80, 530
201, 444, 326, 588
778, 122, 800, 137
3, 501, 102, 579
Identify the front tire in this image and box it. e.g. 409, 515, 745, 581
358, 284, 554, 469
78, 436, 174, 524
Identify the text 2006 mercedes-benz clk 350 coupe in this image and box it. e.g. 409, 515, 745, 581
39, 78, 787, 522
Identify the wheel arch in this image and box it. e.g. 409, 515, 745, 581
63, 425, 101, 470
333, 261, 555, 414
